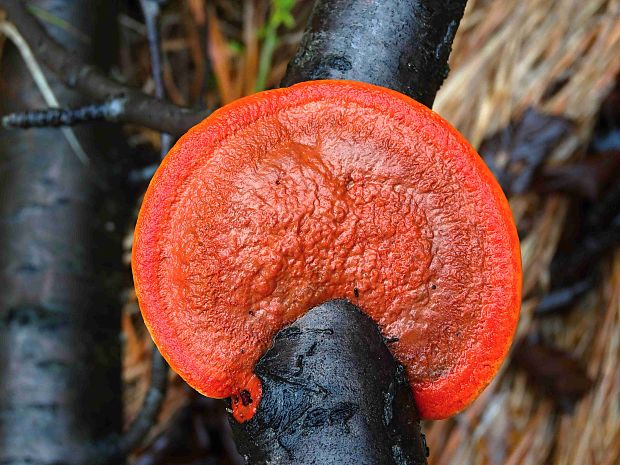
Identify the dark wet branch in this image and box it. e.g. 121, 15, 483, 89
231, 300, 428, 465
231, 2, 468, 462
2, 99, 125, 128
95, 348, 168, 463
0, 0, 209, 136
282, 0, 468, 107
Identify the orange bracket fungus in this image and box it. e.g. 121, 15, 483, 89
132, 0, 521, 463
133, 79, 521, 421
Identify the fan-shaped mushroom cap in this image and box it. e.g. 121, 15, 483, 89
133, 80, 521, 422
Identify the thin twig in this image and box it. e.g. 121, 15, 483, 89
0, 9, 7, 61
2, 99, 125, 129
141, 0, 165, 101
26, 3, 90, 44
0, 0, 209, 136
116, 349, 169, 454
95, 347, 169, 463
0, 20, 89, 164
140, 0, 173, 158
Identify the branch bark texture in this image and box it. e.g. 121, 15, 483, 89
231, 300, 429, 465
282, 0, 468, 107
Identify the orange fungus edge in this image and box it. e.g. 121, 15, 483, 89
414, 134, 522, 421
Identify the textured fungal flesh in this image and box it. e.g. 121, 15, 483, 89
133, 80, 521, 422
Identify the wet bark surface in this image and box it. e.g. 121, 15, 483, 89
282, 0, 467, 107
0, 1, 124, 463
230, 300, 428, 465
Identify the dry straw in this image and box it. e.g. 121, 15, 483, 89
429, 0, 620, 464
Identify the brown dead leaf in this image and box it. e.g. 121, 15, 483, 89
512, 339, 593, 412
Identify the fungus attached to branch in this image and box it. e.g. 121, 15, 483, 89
282, 0, 468, 107
132, 80, 521, 426
230, 299, 429, 465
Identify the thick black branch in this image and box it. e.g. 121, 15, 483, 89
282, 0, 468, 107
230, 300, 428, 465
0, 0, 209, 136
